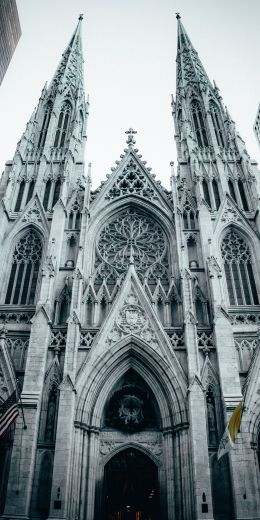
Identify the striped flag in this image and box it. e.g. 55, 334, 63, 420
218, 400, 243, 461
0, 391, 19, 438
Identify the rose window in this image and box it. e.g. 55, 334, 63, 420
97, 209, 167, 274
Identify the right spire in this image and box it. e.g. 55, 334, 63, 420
172, 16, 259, 217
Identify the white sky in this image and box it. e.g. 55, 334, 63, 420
0, 0, 260, 190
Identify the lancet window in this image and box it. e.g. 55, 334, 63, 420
221, 229, 259, 305
43, 178, 62, 211
14, 180, 26, 212
38, 101, 53, 149
202, 179, 211, 207
228, 179, 237, 203
26, 180, 35, 205
183, 203, 197, 229
68, 199, 81, 229
5, 229, 42, 305
209, 101, 225, 148
238, 180, 249, 211
54, 101, 72, 148
191, 100, 209, 148
212, 179, 220, 210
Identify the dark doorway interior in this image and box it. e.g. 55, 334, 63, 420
104, 448, 159, 520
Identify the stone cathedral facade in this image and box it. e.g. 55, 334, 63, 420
0, 14, 260, 520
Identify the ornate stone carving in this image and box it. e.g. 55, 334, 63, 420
197, 331, 214, 353
221, 201, 242, 223
22, 200, 42, 223
167, 330, 184, 348
207, 256, 222, 278
6, 337, 29, 370
105, 158, 159, 202
80, 330, 97, 348
50, 330, 67, 347
117, 304, 147, 334
97, 208, 167, 275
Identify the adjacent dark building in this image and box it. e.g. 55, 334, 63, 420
0, 0, 21, 85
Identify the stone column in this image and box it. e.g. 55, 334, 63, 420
2, 307, 51, 520
181, 270, 214, 520
163, 430, 175, 520
47, 312, 80, 520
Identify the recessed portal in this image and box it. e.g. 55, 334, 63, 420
104, 448, 159, 520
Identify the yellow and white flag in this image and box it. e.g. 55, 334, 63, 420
217, 400, 243, 461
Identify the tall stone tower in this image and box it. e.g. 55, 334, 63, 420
0, 14, 260, 520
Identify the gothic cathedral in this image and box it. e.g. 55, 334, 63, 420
0, 15, 260, 520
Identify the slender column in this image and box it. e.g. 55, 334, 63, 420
47, 313, 80, 520
181, 269, 214, 520
85, 430, 100, 520
2, 308, 51, 520
163, 430, 175, 520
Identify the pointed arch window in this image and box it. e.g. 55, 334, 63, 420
38, 101, 53, 149
5, 230, 42, 305
221, 229, 259, 305
212, 179, 220, 210
43, 179, 51, 210
52, 179, 61, 208
228, 179, 237, 203
54, 101, 72, 148
202, 179, 211, 207
14, 180, 25, 212
238, 180, 249, 211
209, 101, 225, 148
191, 100, 209, 148
26, 180, 35, 205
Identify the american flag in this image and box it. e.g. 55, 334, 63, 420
0, 391, 19, 438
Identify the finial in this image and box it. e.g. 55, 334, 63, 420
79, 14, 84, 21
125, 128, 137, 148
176, 12, 181, 20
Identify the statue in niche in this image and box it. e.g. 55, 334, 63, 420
44, 386, 57, 443
206, 389, 218, 446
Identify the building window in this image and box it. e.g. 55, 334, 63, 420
5, 230, 42, 305
43, 178, 62, 211
221, 229, 259, 305
38, 101, 53, 149
202, 179, 211, 207
212, 179, 220, 210
238, 180, 249, 211
44, 385, 58, 443
14, 180, 25, 211
191, 100, 209, 148
52, 179, 61, 208
209, 101, 225, 147
54, 101, 71, 148
26, 180, 35, 205
228, 179, 237, 203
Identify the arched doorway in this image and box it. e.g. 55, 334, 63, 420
104, 448, 159, 520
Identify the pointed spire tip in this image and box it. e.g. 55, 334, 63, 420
176, 12, 181, 20
79, 13, 84, 21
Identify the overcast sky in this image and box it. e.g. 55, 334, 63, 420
0, 0, 259, 189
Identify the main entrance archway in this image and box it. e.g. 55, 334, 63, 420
104, 448, 159, 520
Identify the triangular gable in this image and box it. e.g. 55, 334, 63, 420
90, 148, 173, 213
8, 193, 49, 235
213, 193, 260, 238
77, 264, 187, 387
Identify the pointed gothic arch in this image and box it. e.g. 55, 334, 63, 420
220, 227, 259, 305
76, 336, 188, 429
54, 283, 71, 325
38, 101, 53, 149
5, 228, 43, 305
54, 100, 72, 148
209, 100, 225, 148
190, 99, 209, 148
